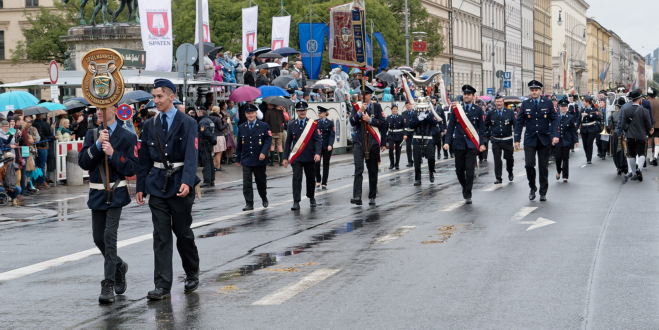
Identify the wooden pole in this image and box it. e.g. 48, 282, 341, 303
102, 107, 110, 191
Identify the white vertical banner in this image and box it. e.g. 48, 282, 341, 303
138, 0, 173, 71
195, 0, 210, 43
242, 6, 258, 60
271, 15, 291, 62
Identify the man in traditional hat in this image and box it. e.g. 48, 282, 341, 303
646, 87, 659, 166
443, 85, 487, 204
136, 78, 201, 300
283, 101, 321, 210
617, 89, 653, 182
514, 80, 559, 201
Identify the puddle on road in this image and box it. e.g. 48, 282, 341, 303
198, 227, 235, 238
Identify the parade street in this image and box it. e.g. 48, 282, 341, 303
1, 148, 659, 329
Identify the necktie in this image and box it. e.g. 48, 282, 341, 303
499, 110, 502, 117
299, 120, 304, 127
249, 122, 254, 130
161, 114, 168, 134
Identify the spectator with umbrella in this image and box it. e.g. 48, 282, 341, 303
255, 68, 270, 87
234, 53, 246, 85
263, 97, 291, 166
244, 64, 257, 87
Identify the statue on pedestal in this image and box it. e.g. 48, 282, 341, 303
62, 0, 139, 26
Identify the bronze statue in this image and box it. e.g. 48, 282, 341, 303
63, 0, 138, 26
112, 0, 139, 24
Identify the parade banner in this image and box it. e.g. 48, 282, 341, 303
195, 0, 210, 43
373, 32, 389, 71
299, 23, 326, 80
365, 33, 373, 68
242, 6, 258, 59
329, 3, 367, 68
138, 0, 173, 72
271, 16, 291, 51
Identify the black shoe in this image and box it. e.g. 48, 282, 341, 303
262, 199, 269, 208
369, 198, 376, 206
99, 280, 115, 304
587, 161, 592, 165
395, 166, 400, 170
494, 179, 502, 184
310, 198, 317, 208
555, 173, 561, 181
406, 163, 413, 167
350, 198, 362, 205
465, 198, 472, 205
291, 202, 300, 210
636, 170, 643, 182
321, 185, 327, 190
529, 188, 537, 201
624, 173, 632, 183
147, 288, 171, 301
429, 175, 435, 183
617, 169, 622, 176
563, 178, 568, 183
540, 195, 547, 202
114, 262, 128, 295
242, 203, 254, 211
184, 274, 199, 293
414, 180, 421, 186
389, 165, 395, 169
508, 173, 514, 182
652, 159, 658, 166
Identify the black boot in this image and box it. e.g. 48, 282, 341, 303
291, 202, 300, 210
269, 152, 275, 166
242, 203, 254, 211
99, 280, 115, 304
310, 198, 317, 207
278, 152, 284, 166
147, 288, 170, 301
184, 273, 199, 293
114, 262, 128, 295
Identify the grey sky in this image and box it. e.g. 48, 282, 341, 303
586, 0, 659, 56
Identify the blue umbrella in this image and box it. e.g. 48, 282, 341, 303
36, 102, 66, 111
258, 86, 289, 98
0, 91, 39, 111
272, 47, 300, 56
119, 90, 153, 104
65, 97, 90, 106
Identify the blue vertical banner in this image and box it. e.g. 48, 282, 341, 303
373, 32, 389, 70
298, 23, 326, 80
365, 34, 373, 68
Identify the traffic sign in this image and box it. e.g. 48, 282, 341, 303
176, 43, 198, 66
503, 71, 511, 80
48, 60, 59, 85
503, 80, 512, 89
116, 104, 134, 121
487, 88, 494, 95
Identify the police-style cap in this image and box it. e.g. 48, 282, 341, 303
616, 97, 626, 106
528, 80, 543, 89
317, 106, 329, 113
154, 78, 177, 94
245, 104, 259, 113
494, 94, 504, 100
558, 98, 569, 106
461, 85, 476, 95
628, 89, 643, 100
295, 101, 309, 111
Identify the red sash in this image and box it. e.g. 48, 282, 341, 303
452, 103, 480, 147
365, 123, 381, 146
288, 119, 318, 163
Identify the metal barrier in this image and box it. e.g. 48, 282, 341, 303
56, 139, 88, 182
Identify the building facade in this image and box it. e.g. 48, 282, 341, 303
421, 0, 453, 92
551, 0, 589, 94
480, 0, 505, 95
521, 0, 535, 93
533, 0, 552, 92
504, 0, 522, 95
452, 0, 483, 95
586, 18, 610, 94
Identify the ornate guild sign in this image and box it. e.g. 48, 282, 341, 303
82, 48, 125, 108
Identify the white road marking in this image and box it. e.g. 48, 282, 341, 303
24, 195, 87, 207
0, 167, 418, 282
440, 201, 464, 212
519, 217, 556, 231
511, 206, 537, 222
374, 226, 416, 243
252, 268, 341, 305
481, 182, 509, 192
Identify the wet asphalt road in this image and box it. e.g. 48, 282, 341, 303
1, 146, 659, 329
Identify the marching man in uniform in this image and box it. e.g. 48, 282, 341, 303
236, 104, 272, 211
443, 85, 487, 204
136, 79, 201, 300
283, 101, 321, 210
386, 105, 405, 170
515, 80, 559, 201
485, 95, 516, 184
554, 98, 579, 182
410, 98, 439, 186
314, 106, 335, 189
78, 105, 138, 304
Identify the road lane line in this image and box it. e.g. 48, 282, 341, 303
511, 206, 537, 222
374, 226, 416, 243
252, 268, 341, 305
0, 168, 418, 282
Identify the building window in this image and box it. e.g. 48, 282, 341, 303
25, 0, 38, 7
0, 31, 5, 60
0, 1, 4, 9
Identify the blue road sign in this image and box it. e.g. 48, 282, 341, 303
503, 71, 512, 80
487, 88, 494, 95
503, 80, 512, 89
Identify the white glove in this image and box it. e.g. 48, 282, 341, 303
417, 112, 428, 121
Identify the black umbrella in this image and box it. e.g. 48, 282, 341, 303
263, 96, 294, 108
208, 46, 224, 58
20, 105, 50, 116
376, 72, 396, 84
258, 52, 283, 59
194, 42, 216, 55
257, 63, 281, 70
251, 47, 271, 56
120, 90, 153, 104
272, 47, 300, 56
271, 76, 294, 88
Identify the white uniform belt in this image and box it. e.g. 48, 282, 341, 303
491, 136, 513, 141
153, 162, 184, 169
582, 122, 597, 126
413, 135, 434, 140
390, 129, 405, 132
404, 128, 414, 132
89, 181, 127, 190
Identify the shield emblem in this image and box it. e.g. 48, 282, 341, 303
147, 12, 169, 37
246, 32, 256, 52
93, 76, 112, 98
341, 27, 351, 43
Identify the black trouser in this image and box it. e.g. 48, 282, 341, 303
454, 148, 477, 199
314, 148, 333, 185
554, 145, 571, 179
353, 142, 379, 200
524, 144, 551, 195
581, 131, 598, 162
405, 135, 413, 164
243, 165, 267, 204
292, 161, 315, 202
200, 144, 214, 184
92, 208, 124, 282
491, 141, 514, 180
388, 140, 402, 167
413, 139, 435, 181
149, 194, 199, 290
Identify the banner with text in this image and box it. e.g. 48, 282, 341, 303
195, 0, 210, 43
271, 15, 291, 62
373, 32, 388, 71
138, 0, 173, 71
299, 23, 326, 80
242, 6, 258, 60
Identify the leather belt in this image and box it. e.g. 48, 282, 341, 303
491, 136, 513, 141
390, 129, 405, 132
153, 162, 184, 169
582, 122, 597, 126
89, 181, 127, 190
413, 135, 433, 140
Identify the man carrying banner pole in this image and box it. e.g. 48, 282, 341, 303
443, 85, 487, 204
283, 101, 321, 211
